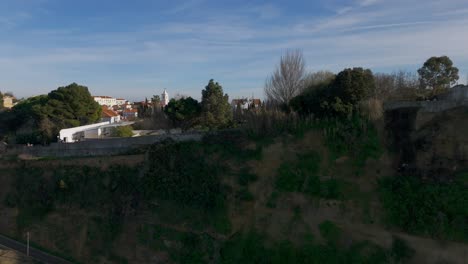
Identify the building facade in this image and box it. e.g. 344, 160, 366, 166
2, 96, 14, 109
93, 96, 117, 106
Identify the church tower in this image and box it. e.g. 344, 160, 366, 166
161, 89, 169, 107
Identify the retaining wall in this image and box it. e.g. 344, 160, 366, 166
7, 132, 204, 158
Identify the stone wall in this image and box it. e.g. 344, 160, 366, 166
7, 132, 204, 158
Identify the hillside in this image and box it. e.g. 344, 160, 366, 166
0, 109, 467, 264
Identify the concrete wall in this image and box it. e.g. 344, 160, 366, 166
384, 100, 468, 113
8, 132, 204, 158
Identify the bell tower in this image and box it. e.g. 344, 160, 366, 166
161, 89, 169, 107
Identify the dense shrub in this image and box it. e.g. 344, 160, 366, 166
318, 220, 341, 245
220, 230, 394, 264
144, 140, 224, 209
379, 175, 468, 242
319, 116, 382, 169
7, 165, 141, 236
110, 125, 134, 137
6, 168, 54, 228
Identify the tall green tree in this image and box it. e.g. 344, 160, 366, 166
164, 97, 201, 129
40, 83, 101, 128
200, 79, 232, 129
418, 56, 459, 91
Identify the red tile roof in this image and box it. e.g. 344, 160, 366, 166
102, 108, 119, 117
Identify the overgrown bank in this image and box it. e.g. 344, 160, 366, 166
1, 120, 468, 263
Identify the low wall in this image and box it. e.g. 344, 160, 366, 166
384, 100, 468, 112
7, 132, 204, 158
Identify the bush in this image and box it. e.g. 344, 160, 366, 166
391, 236, 415, 263
379, 175, 468, 242
320, 115, 382, 170
318, 220, 341, 244
236, 188, 254, 201
220, 230, 393, 264
111, 126, 133, 137
144, 140, 224, 210
237, 168, 258, 186
276, 152, 321, 193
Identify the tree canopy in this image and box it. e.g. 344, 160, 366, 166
331, 67, 375, 105
42, 83, 101, 128
3, 83, 100, 144
291, 67, 375, 117
200, 79, 232, 129
164, 97, 201, 129
418, 56, 459, 91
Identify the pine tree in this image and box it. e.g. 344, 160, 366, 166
200, 79, 232, 129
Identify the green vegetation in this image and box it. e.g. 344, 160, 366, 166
274, 151, 345, 200
418, 56, 459, 91
379, 175, 468, 242
291, 68, 375, 118
219, 229, 400, 264
0, 83, 100, 144
390, 236, 415, 263
318, 220, 341, 245
164, 97, 201, 129
320, 116, 382, 168
110, 125, 134, 137
137, 223, 214, 263
144, 140, 224, 210
200, 79, 233, 129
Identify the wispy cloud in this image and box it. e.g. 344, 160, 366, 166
165, 0, 205, 14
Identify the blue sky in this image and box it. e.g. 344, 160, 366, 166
1, 0, 468, 101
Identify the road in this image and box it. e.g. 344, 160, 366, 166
0, 234, 73, 264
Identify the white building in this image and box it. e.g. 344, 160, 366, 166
2, 96, 15, 109
58, 121, 134, 143
93, 96, 117, 106
101, 108, 121, 123
116, 98, 127, 105
59, 122, 110, 143
161, 89, 169, 107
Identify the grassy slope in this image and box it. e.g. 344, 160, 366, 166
0, 130, 467, 264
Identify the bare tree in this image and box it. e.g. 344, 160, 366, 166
264, 50, 306, 105
374, 70, 420, 101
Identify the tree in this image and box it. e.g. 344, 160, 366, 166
291, 67, 375, 117
290, 79, 331, 117
42, 83, 101, 128
331, 67, 375, 105
151, 95, 162, 113
0, 91, 3, 110
5, 83, 101, 143
264, 50, 306, 105
418, 56, 459, 92
374, 71, 419, 101
200, 79, 232, 129
303, 71, 335, 88
164, 97, 201, 129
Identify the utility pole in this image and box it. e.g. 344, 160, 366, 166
27, 232, 29, 256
